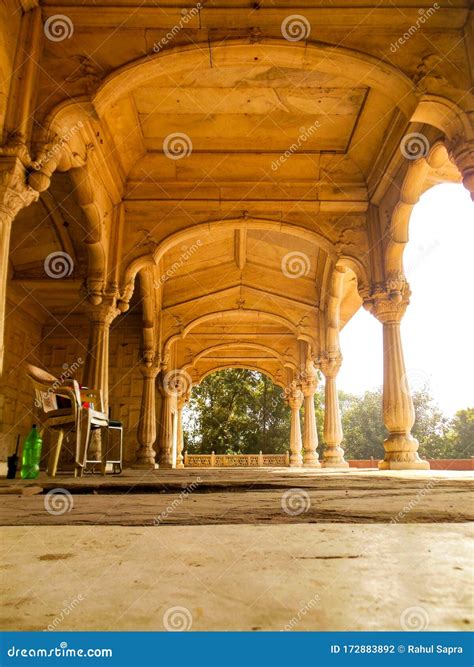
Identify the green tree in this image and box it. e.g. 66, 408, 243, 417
445, 408, 474, 458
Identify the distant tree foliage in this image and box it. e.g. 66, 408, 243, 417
183, 370, 473, 459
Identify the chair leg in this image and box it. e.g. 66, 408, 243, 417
75, 410, 92, 476
100, 426, 109, 475
47, 430, 64, 477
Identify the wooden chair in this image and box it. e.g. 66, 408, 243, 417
26, 364, 109, 477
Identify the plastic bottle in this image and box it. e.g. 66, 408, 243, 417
20, 425, 43, 479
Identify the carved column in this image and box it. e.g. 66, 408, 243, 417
319, 353, 348, 468
158, 390, 175, 469
83, 301, 120, 412
301, 373, 321, 468
448, 137, 474, 201
287, 383, 303, 467
175, 394, 188, 469
0, 156, 38, 375
364, 278, 429, 470
135, 364, 159, 468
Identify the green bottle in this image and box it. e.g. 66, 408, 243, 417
20, 425, 43, 480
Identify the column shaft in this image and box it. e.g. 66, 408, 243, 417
302, 380, 321, 468
135, 365, 159, 468
322, 374, 348, 468
288, 386, 303, 467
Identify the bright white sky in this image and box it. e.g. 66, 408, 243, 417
338, 183, 474, 416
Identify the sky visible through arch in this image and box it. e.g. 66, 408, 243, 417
339, 183, 474, 416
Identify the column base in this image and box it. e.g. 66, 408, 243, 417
378, 459, 430, 470
158, 461, 174, 469
322, 460, 349, 468
380, 434, 430, 470
132, 461, 156, 470
303, 454, 321, 468
289, 454, 303, 467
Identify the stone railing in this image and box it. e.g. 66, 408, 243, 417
184, 451, 290, 467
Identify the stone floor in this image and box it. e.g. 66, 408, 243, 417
0, 468, 472, 631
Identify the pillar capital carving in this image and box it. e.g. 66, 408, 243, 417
84, 300, 121, 326
140, 363, 160, 380
362, 275, 411, 324
287, 383, 303, 410
0, 156, 39, 224
446, 136, 474, 199
319, 352, 342, 379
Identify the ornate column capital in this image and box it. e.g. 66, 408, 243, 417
287, 383, 303, 410
362, 275, 411, 324
140, 363, 160, 380
0, 156, 39, 223
84, 300, 121, 326
319, 352, 342, 379
446, 136, 474, 199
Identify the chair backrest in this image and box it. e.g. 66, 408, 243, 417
26, 364, 77, 414
79, 387, 104, 413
